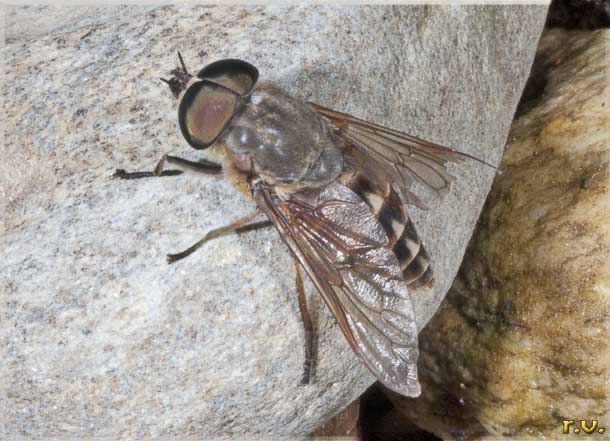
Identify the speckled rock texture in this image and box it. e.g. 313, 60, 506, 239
388, 29, 610, 440
1, 5, 547, 438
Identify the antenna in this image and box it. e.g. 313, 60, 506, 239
178, 51, 188, 75
158, 52, 193, 99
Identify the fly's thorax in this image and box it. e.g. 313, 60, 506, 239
223, 83, 343, 188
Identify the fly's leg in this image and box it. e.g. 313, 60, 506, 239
112, 154, 266, 263
166, 210, 270, 263
112, 154, 222, 179
294, 260, 314, 385
154, 154, 222, 176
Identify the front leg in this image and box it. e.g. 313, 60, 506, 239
113, 154, 222, 180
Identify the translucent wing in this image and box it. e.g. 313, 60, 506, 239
309, 102, 488, 209
252, 179, 421, 397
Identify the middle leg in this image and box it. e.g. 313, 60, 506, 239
166, 210, 270, 263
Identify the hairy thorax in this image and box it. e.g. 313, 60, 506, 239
221, 82, 344, 192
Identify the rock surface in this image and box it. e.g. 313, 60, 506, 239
389, 29, 610, 440
1, 5, 547, 437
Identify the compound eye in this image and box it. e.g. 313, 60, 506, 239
178, 81, 240, 149
197, 59, 259, 96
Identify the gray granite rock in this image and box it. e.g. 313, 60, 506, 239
1, 5, 547, 437
388, 28, 610, 440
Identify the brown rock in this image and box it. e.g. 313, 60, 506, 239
389, 29, 610, 439
311, 397, 361, 439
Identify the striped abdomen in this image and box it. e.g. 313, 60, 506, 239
346, 171, 434, 290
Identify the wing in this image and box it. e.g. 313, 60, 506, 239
252, 179, 421, 397
309, 102, 488, 209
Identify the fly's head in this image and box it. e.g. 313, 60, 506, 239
163, 54, 259, 150
164, 55, 342, 187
